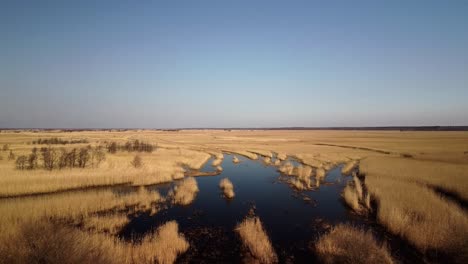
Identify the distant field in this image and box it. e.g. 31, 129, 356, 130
0, 130, 467, 263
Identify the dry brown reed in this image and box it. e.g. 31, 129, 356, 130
235, 217, 278, 264
219, 178, 235, 199
169, 177, 199, 205
341, 160, 358, 175
316, 224, 394, 264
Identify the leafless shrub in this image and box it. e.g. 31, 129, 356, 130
131, 155, 143, 168
8, 150, 15, 160
15, 155, 28, 170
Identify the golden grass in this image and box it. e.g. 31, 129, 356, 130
250, 149, 273, 158
353, 176, 363, 200
362, 156, 468, 202
316, 224, 394, 264
0, 187, 162, 238
341, 160, 358, 175
136, 221, 189, 264
2, 130, 468, 262
169, 177, 199, 205
367, 177, 468, 257
276, 152, 287, 161
278, 161, 294, 175
219, 178, 235, 199
0, 146, 211, 196
212, 154, 224, 166
0, 219, 188, 264
290, 178, 306, 190
315, 168, 326, 180
361, 158, 468, 259
343, 184, 360, 211
227, 150, 258, 160
235, 217, 278, 264
364, 193, 371, 209
82, 214, 130, 235
232, 155, 240, 163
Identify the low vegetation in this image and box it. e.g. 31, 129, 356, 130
341, 160, 358, 175
219, 178, 235, 199
1, 130, 467, 263
315, 168, 326, 181
0, 219, 188, 264
235, 216, 277, 264
276, 152, 287, 161
169, 177, 199, 205
361, 157, 468, 261
232, 155, 240, 163
212, 154, 223, 166
315, 224, 394, 264
343, 184, 361, 211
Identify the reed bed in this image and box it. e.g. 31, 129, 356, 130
316, 224, 394, 264
219, 178, 235, 199
0, 219, 188, 264
0, 147, 211, 196
361, 156, 468, 202
341, 160, 358, 175
169, 177, 199, 205
361, 158, 468, 260
235, 217, 277, 264
211, 155, 224, 166
0, 187, 162, 238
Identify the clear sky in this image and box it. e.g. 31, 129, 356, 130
1, 1, 467, 128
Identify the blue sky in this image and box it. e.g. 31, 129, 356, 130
1, 1, 467, 128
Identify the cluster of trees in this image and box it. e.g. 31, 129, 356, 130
106, 140, 155, 154
15, 146, 106, 170
31, 138, 89, 145
0, 144, 14, 161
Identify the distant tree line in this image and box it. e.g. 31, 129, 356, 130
106, 140, 155, 154
31, 138, 89, 145
15, 146, 105, 170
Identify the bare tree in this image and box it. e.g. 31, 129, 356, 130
27, 147, 38, 169
92, 146, 106, 167
41, 146, 58, 170
15, 155, 28, 170
8, 150, 15, 161
77, 147, 90, 168
107, 142, 118, 154
131, 154, 143, 168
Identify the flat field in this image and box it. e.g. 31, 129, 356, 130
0, 130, 467, 263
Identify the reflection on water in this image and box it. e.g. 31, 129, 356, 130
119, 154, 360, 262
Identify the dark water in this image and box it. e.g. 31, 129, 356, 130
119, 155, 360, 263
